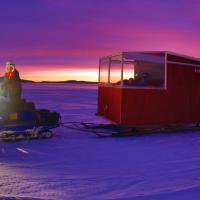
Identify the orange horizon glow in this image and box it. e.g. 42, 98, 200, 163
0, 0, 200, 84
2, 65, 99, 82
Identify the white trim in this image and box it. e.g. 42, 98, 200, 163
100, 51, 200, 63
120, 58, 124, 124
100, 53, 122, 60
168, 61, 200, 67
121, 58, 124, 87
108, 58, 111, 83
123, 52, 164, 63
98, 59, 101, 83
164, 52, 167, 90
98, 83, 166, 90
124, 51, 200, 62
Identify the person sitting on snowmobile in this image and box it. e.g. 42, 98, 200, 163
2, 61, 22, 103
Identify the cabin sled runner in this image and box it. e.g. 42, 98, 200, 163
97, 51, 200, 135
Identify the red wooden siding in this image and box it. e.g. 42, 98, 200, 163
98, 86, 122, 124
121, 89, 167, 126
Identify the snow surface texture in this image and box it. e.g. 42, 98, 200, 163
1, 83, 200, 200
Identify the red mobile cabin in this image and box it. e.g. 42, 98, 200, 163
97, 51, 200, 127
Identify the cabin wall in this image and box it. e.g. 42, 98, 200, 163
121, 63, 200, 126
167, 64, 200, 123
193, 68, 200, 120
121, 89, 167, 126
98, 86, 122, 124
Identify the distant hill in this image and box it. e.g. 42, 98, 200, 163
0, 77, 35, 83
0, 77, 97, 84
40, 80, 98, 84
21, 79, 35, 83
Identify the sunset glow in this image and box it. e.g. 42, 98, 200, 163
20, 66, 98, 82
0, 0, 199, 81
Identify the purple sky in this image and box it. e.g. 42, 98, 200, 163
0, 0, 199, 80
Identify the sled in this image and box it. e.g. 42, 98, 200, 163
62, 122, 200, 137
0, 123, 60, 141
0, 107, 61, 141
62, 122, 136, 137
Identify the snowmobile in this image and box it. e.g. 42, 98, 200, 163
0, 99, 60, 141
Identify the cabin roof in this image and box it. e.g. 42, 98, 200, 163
100, 51, 200, 66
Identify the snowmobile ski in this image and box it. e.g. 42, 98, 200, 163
0, 124, 59, 141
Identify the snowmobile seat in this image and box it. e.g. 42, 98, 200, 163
36, 109, 60, 125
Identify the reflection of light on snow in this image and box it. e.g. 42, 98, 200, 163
1, 148, 5, 153
16, 148, 29, 154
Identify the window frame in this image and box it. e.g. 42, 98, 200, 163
99, 52, 168, 90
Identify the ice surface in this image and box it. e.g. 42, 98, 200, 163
1, 83, 200, 200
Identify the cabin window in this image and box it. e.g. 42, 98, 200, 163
123, 62, 135, 83
110, 59, 122, 85
99, 58, 109, 83
99, 53, 166, 89
123, 61, 165, 88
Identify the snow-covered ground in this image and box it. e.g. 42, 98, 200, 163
1, 83, 200, 200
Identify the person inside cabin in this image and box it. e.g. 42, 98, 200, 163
1, 61, 22, 104
138, 72, 151, 86
128, 77, 134, 85
127, 72, 151, 86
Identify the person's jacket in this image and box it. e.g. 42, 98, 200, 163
3, 69, 22, 100
4, 69, 21, 89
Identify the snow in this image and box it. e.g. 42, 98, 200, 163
1, 83, 200, 200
